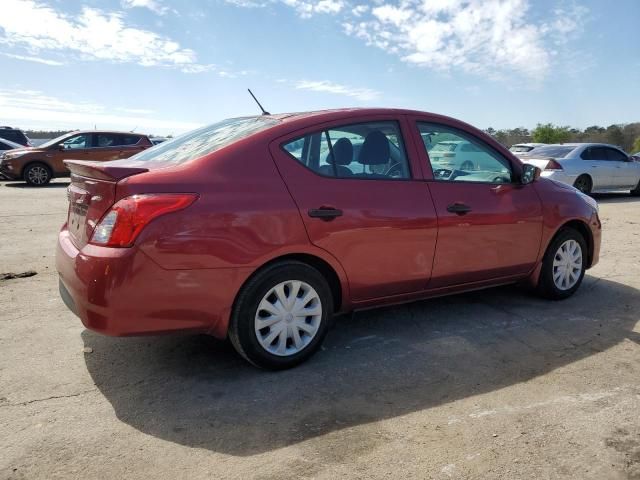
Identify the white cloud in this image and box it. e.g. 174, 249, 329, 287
223, 0, 345, 18
0, 89, 201, 135
295, 80, 380, 101
0, 0, 209, 72
1, 52, 64, 65
121, 0, 170, 15
342, 0, 589, 82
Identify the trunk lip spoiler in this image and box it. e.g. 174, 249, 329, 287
64, 159, 149, 181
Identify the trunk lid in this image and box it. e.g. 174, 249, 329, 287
65, 160, 148, 248
516, 155, 556, 170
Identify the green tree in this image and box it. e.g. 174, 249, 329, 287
532, 123, 571, 144
631, 137, 640, 154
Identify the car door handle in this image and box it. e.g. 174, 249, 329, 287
308, 207, 343, 220
447, 203, 472, 215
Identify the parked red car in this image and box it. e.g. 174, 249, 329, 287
56, 109, 601, 369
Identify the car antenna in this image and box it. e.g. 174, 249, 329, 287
130, 126, 138, 132
247, 88, 271, 116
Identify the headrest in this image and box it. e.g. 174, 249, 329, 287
358, 130, 390, 165
327, 137, 353, 166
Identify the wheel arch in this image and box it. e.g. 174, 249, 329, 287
21, 160, 53, 179
235, 252, 349, 315
552, 219, 595, 268
573, 173, 593, 190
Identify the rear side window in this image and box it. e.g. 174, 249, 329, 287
128, 117, 279, 166
532, 145, 576, 158
120, 135, 141, 146
94, 134, 142, 147
282, 121, 411, 180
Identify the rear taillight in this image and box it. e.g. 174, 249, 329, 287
90, 194, 197, 247
545, 159, 564, 170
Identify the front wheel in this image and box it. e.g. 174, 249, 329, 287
631, 180, 640, 196
24, 163, 52, 186
536, 228, 587, 300
228, 261, 333, 369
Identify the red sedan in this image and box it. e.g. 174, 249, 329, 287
56, 109, 601, 369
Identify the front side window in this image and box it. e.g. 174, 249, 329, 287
282, 121, 411, 180
605, 147, 628, 162
62, 134, 90, 149
417, 123, 512, 183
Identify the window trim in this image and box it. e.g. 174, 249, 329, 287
279, 119, 415, 182
415, 121, 517, 186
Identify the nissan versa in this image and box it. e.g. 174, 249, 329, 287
56, 109, 601, 369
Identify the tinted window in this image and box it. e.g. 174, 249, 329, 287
510, 145, 534, 153
120, 135, 141, 146
0, 130, 26, 144
418, 122, 512, 184
282, 121, 411, 180
95, 133, 120, 148
0, 141, 12, 150
128, 117, 278, 166
529, 145, 575, 158
605, 148, 627, 162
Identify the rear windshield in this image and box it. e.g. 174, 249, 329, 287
525, 145, 575, 158
509, 145, 534, 153
127, 117, 279, 166
0, 130, 27, 144
432, 142, 457, 152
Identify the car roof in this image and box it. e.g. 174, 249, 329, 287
541, 143, 623, 149
64, 130, 148, 136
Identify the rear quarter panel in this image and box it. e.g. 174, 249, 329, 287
118, 137, 352, 310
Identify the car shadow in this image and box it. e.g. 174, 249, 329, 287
3, 181, 70, 189
82, 277, 639, 457
593, 192, 640, 204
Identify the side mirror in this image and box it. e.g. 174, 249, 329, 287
521, 163, 541, 185
57, 143, 66, 150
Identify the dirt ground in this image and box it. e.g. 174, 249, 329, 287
1, 178, 639, 480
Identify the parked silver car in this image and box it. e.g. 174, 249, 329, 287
517, 143, 640, 196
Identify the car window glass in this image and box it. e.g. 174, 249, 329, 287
95, 133, 120, 148
63, 134, 90, 149
417, 122, 512, 183
120, 135, 141, 146
128, 117, 278, 166
0, 141, 11, 150
580, 148, 592, 160
282, 121, 411, 180
605, 148, 627, 162
529, 145, 575, 158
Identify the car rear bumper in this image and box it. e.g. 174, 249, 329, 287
56, 228, 252, 338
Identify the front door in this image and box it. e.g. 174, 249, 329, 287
52, 133, 94, 174
412, 119, 543, 288
270, 117, 438, 301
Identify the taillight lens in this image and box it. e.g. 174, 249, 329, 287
90, 194, 197, 247
545, 159, 564, 170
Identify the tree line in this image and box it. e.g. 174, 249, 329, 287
485, 123, 640, 153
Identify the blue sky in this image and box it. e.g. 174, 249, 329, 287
0, 0, 638, 135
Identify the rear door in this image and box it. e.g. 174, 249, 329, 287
270, 115, 438, 302
410, 118, 543, 287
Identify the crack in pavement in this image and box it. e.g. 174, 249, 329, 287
0, 389, 96, 408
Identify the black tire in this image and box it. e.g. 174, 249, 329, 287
631, 180, 640, 196
573, 175, 592, 195
23, 162, 52, 186
228, 261, 333, 370
536, 228, 587, 300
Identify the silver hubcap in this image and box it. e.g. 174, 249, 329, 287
27, 166, 48, 184
552, 239, 583, 290
254, 280, 322, 357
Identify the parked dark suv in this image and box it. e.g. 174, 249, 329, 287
0, 126, 32, 147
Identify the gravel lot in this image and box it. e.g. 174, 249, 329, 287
1, 178, 639, 480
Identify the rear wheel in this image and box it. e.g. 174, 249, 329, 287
460, 160, 475, 171
24, 163, 52, 186
228, 261, 333, 369
536, 228, 587, 300
573, 175, 592, 195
